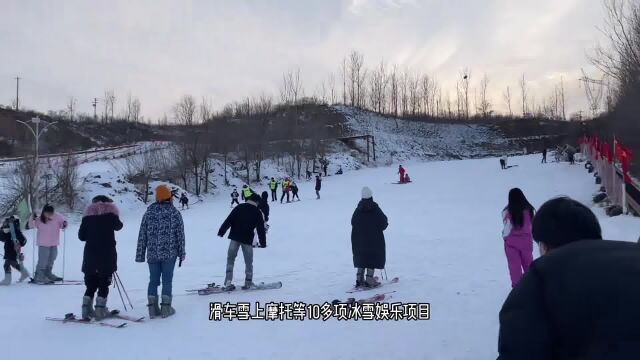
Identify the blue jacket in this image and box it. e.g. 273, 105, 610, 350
136, 202, 185, 263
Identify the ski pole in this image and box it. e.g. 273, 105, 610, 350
113, 274, 128, 311
62, 229, 66, 281
114, 272, 133, 309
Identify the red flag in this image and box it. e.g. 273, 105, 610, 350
618, 144, 633, 183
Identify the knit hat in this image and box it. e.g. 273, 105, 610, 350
361, 187, 373, 199
249, 193, 261, 203
155, 185, 172, 202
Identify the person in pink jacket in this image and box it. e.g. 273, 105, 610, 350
29, 204, 67, 284
501, 188, 535, 288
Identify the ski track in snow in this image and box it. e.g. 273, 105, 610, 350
2, 155, 639, 360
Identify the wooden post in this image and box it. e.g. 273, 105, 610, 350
372, 136, 376, 162
366, 136, 370, 163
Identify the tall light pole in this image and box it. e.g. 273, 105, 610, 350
16, 117, 58, 206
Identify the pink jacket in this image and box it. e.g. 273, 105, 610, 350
29, 213, 67, 247
502, 209, 533, 241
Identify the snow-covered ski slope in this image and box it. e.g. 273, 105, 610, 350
336, 106, 512, 162
2, 155, 639, 360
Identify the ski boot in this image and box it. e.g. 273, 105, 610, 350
147, 296, 160, 319
32, 270, 54, 284
18, 266, 30, 282
222, 280, 236, 291
94, 297, 111, 320
0, 272, 11, 286
46, 267, 63, 282
81, 296, 95, 320
160, 295, 176, 318
241, 279, 255, 290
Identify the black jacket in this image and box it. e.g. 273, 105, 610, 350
0, 218, 27, 261
78, 202, 123, 275
498, 240, 640, 360
351, 199, 388, 269
218, 202, 266, 247
258, 193, 270, 222
315, 177, 322, 191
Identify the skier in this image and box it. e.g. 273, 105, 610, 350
541, 147, 547, 164
179, 193, 189, 210
241, 184, 254, 202
398, 165, 406, 183
269, 177, 278, 202
500, 155, 508, 170
315, 174, 322, 199
501, 188, 535, 288
280, 178, 291, 203
0, 216, 30, 285
258, 191, 270, 224
29, 204, 67, 284
567, 145, 576, 164
351, 187, 388, 288
323, 161, 329, 177
78, 195, 123, 320
306, 169, 312, 180
291, 181, 300, 201
136, 185, 186, 319
497, 197, 640, 359
218, 193, 267, 290
404, 173, 411, 183
231, 188, 240, 207
336, 166, 343, 175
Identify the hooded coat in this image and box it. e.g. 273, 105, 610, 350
0, 217, 27, 261
351, 198, 388, 269
78, 202, 123, 274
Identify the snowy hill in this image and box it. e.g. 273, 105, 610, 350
335, 106, 516, 163
2, 155, 639, 360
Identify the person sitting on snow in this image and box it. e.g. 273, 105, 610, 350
404, 173, 411, 183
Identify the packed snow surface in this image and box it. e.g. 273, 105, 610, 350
2, 155, 638, 360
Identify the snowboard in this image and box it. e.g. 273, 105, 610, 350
187, 281, 282, 296
347, 277, 399, 293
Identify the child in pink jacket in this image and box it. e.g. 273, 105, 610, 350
502, 188, 535, 288
29, 204, 67, 284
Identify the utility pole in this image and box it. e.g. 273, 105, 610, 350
15, 76, 20, 111
92, 98, 99, 120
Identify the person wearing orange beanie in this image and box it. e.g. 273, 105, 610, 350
136, 184, 185, 318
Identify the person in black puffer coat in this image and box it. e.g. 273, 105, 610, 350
498, 197, 640, 360
351, 187, 388, 288
78, 195, 123, 320
0, 216, 30, 285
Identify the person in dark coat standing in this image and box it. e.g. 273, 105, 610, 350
218, 193, 266, 290
315, 174, 322, 199
78, 195, 123, 320
0, 216, 30, 285
258, 191, 270, 223
541, 147, 547, 163
351, 187, 388, 288
498, 197, 640, 360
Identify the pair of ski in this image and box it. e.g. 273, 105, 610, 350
331, 291, 395, 305
187, 281, 282, 295
347, 276, 399, 293
46, 310, 144, 328
29, 279, 83, 285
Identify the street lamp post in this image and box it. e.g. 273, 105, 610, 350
16, 117, 58, 205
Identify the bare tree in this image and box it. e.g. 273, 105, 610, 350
125, 94, 142, 122
389, 65, 400, 118
174, 95, 197, 125
520, 74, 529, 116
328, 73, 337, 104
280, 68, 303, 105
503, 86, 513, 116
66, 97, 77, 122
348, 51, 365, 107
590, 0, 640, 87
52, 154, 80, 209
104, 90, 116, 123
477, 73, 492, 117
559, 76, 566, 120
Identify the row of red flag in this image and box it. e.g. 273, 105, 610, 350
579, 135, 634, 183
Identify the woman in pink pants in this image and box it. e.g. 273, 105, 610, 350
502, 188, 535, 288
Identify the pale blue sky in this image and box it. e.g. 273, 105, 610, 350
1, 0, 606, 119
